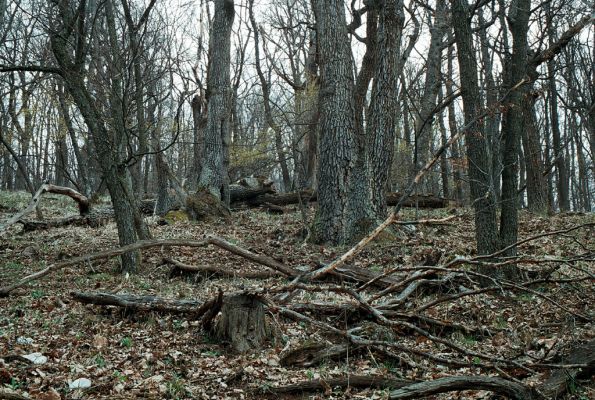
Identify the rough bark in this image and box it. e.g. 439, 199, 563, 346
214, 293, 270, 353
310, 0, 367, 244
48, 0, 152, 272
389, 376, 536, 400
198, 0, 234, 206
451, 0, 499, 255
521, 87, 548, 213
498, 0, 530, 279
367, 0, 405, 220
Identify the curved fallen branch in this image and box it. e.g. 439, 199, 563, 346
0, 183, 90, 233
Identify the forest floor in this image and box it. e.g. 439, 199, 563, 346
0, 190, 593, 400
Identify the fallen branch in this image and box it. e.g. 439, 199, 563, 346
0, 391, 31, 400
0, 183, 90, 233
279, 342, 360, 367
0, 239, 208, 297
263, 375, 413, 395
388, 376, 537, 399
163, 257, 281, 280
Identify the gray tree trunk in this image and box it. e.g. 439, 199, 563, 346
545, 3, 570, 211
452, 0, 499, 256
310, 0, 371, 244
367, 0, 405, 219
413, 0, 446, 187
198, 0, 234, 207
49, 0, 149, 272
498, 0, 530, 265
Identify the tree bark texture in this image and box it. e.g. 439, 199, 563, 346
198, 0, 234, 205
49, 0, 148, 272
367, 0, 405, 220
451, 0, 499, 255
498, 0, 530, 268
311, 0, 368, 244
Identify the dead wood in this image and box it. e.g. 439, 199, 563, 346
206, 236, 299, 277
279, 342, 360, 367
0, 235, 297, 297
0, 239, 209, 297
537, 339, 595, 399
236, 190, 448, 209
214, 293, 271, 353
229, 181, 275, 202
20, 215, 91, 231
71, 291, 206, 315
388, 376, 537, 399
0, 183, 90, 233
0, 391, 31, 400
163, 257, 282, 280
263, 375, 413, 394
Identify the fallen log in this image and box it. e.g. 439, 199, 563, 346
237, 190, 448, 209
229, 181, 275, 202
537, 339, 595, 399
279, 342, 360, 367
163, 257, 282, 280
262, 375, 413, 395
71, 291, 216, 317
388, 376, 537, 400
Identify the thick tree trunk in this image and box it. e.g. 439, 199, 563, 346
498, 0, 530, 275
188, 94, 206, 192
311, 0, 368, 244
451, 0, 499, 255
368, 0, 405, 220
198, 0, 234, 206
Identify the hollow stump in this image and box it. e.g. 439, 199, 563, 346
214, 294, 270, 353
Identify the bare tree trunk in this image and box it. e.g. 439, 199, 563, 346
198, 0, 234, 207
545, 3, 570, 211
188, 94, 206, 192
520, 89, 548, 213
248, 0, 290, 191
452, 0, 499, 255
368, 0, 405, 220
413, 0, 446, 191
446, 41, 465, 204
310, 0, 371, 244
49, 0, 149, 272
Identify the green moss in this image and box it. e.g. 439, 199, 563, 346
164, 210, 190, 224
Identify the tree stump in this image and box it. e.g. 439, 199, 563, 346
186, 189, 231, 221
214, 294, 270, 353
